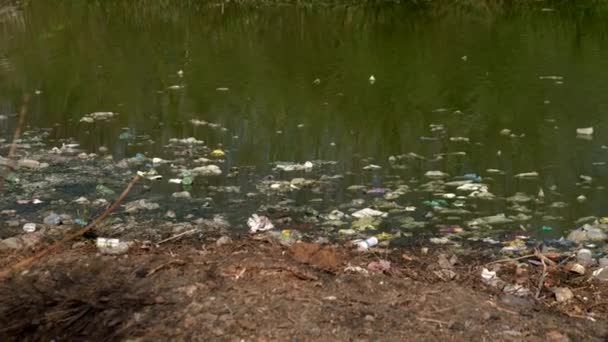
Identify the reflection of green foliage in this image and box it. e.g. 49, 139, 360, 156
0, 0, 607, 171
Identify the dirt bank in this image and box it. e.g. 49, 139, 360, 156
1, 236, 607, 341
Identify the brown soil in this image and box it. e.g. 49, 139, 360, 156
0, 237, 607, 341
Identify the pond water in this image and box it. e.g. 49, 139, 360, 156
2, 2, 608, 242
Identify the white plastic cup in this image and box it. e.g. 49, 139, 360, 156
353, 237, 378, 251
96, 238, 107, 248
23, 223, 36, 233
96, 238, 121, 249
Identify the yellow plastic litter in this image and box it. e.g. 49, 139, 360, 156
210, 149, 225, 158
504, 239, 525, 247
599, 217, 608, 224
281, 229, 291, 237
376, 232, 395, 241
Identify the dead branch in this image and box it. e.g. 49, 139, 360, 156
535, 249, 548, 300
0, 175, 140, 280
0, 93, 30, 192
417, 317, 450, 325
156, 228, 198, 245
484, 253, 536, 266
145, 260, 186, 277
485, 300, 519, 315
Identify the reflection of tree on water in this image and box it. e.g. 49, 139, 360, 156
0, 1, 607, 216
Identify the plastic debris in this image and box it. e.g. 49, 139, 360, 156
96, 238, 131, 255
362, 164, 382, 170
210, 149, 225, 158
554, 287, 574, 303
503, 284, 531, 297
501, 239, 527, 252
423, 199, 448, 208
463, 173, 482, 182
124, 199, 160, 213
275, 161, 313, 172
425, 170, 449, 179
352, 208, 387, 218
567, 224, 607, 243
539, 75, 563, 80
172, 191, 191, 199
18, 159, 43, 169
576, 249, 593, 266
74, 218, 88, 226
351, 217, 378, 231
576, 127, 594, 136
180, 170, 193, 185
191, 165, 222, 176
514, 172, 539, 179
593, 267, 608, 281
169, 137, 204, 145
80, 111, 117, 123
326, 210, 346, 221
216, 235, 232, 246
248, 214, 274, 233
137, 169, 162, 181
43, 213, 62, 225
564, 262, 586, 275
119, 131, 134, 140
430, 237, 449, 244
439, 226, 463, 234
469, 214, 513, 226
22, 223, 36, 233
269, 229, 302, 246
369, 75, 376, 84
96, 184, 115, 196
352, 237, 378, 251
344, 265, 369, 274
481, 268, 501, 286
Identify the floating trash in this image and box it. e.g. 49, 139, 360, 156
80, 111, 117, 123
248, 214, 274, 233
352, 237, 379, 251
22, 223, 36, 233
352, 208, 387, 218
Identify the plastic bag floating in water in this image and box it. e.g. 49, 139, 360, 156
248, 214, 274, 233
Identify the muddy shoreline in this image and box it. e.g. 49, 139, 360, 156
1, 234, 607, 341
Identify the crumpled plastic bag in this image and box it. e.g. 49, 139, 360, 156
248, 214, 274, 233
352, 208, 387, 218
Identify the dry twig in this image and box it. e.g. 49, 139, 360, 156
145, 260, 186, 277
417, 317, 450, 325
535, 249, 548, 299
0, 94, 30, 192
156, 228, 198, 245
485, 300, 519, 315
0, 175, 140, 279
484, 253, 536, 266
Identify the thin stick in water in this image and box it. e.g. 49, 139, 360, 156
0, 94, 30, 192
0, 175, 140, 279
